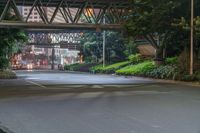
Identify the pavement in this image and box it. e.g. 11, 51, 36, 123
0, 70, 200, 133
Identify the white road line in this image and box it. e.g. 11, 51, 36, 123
26, 81, 47, 88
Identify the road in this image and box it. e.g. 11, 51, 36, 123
0, 70, 200, 133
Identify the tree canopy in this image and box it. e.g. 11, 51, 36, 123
0, 7, 27, 70
124, 0, 193, 59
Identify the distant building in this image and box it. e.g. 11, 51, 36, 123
21, 6, 43, 22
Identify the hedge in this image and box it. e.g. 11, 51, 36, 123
90, 61, 130, 74
0, 70, 17, 79
116, 61, 155, 76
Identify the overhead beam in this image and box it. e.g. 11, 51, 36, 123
0, 21, 122, 30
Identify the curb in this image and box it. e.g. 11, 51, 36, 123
122, 76, 200, 87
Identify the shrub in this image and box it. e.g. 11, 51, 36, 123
64, 63, 79, 71
165, 57, 178, 65
116, 61, 155, 76
64, 63, 97, 72
102, 61, 130, 74
0, 57, 9, 70
128, 54, 142, 63
90, 65, 104, 73
146, 65, 179, 80
180, 71, 200, 81
90, 61, 130, 74
180, 75, 199, 81
0, 70, 17, 79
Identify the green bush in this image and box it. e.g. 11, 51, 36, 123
102, 61, 130, 74
64, 63, 79, 71
180, 71, 200, 81
0, 70, 17, 79
165, 57, 178, 65
116, 61, 155, 76
180, 75, 199, 81
128, 54, 142, 63
0, 57, 9, 70
64, 63, 97, 72
90, 61, 130, 74
146, 65, 179, 80
90, 65, 104, 73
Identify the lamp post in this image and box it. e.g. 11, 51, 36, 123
190, 0, 194, 75
103, 16, 106, 67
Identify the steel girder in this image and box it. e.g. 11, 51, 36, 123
28, 32, 82, 45
0, 0, 131, 30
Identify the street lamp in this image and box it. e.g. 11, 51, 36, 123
103, 16, 106, 67
190, 0, 194, 75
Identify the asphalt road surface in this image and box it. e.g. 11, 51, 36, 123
0, 70, 200, 133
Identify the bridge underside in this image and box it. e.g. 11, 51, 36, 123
0, 0, 131, 30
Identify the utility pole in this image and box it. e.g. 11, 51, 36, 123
190, 0, 194, 75
103, 16, 106, 67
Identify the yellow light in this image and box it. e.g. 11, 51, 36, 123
85, 8, 93, 17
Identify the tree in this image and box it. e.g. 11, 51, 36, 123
80, 31, 127, 64
171, 0, 200, 71
124, 0, 189, 60
0, 7, 27, 70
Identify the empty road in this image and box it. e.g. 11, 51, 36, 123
0, 70, 200, 133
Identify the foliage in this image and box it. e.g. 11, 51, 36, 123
0, 7, 27, 70
89, 64, 105, 73
146, 65, 179, 79
90, 61, 130, 74
124, 0, 191, 59
79, 31, 127, 63
170, 1, 200, 63
123, 37, 139, 56
64, 63, 97, 72
165, 57, 178, 65
0, 57, 9, 70
0, 70, 17, 79
180, 74, 200, 82
116, 61, 155, 76
128, 54, 142, 63
177, 49, 190, 73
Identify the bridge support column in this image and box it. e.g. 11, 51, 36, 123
51, 47, 55, 70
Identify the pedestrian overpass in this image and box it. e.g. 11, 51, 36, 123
0, 0, 132, 70
0, 0, 131, 30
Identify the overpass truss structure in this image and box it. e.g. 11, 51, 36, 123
0, 0, 131, 30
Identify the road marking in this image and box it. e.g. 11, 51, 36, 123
151, 125, 161, 128
26, 77, 40, 80
26, 81, 47, 88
